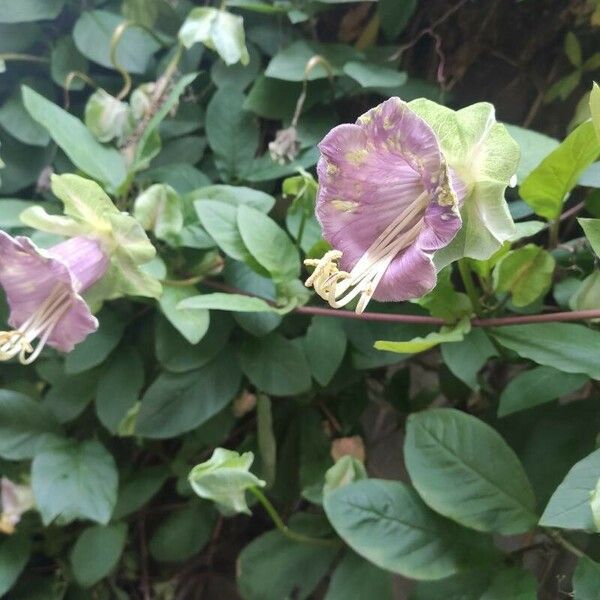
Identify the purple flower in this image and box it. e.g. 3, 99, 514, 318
305, 97, 467, 313
0, 233, 109, 364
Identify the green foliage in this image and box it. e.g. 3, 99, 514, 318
324, 479, 496, 580
405, 409, 537, 535
0, 2, 598, 597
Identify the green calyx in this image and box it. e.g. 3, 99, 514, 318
409, 99, 520, 267
20, 173, 162, 308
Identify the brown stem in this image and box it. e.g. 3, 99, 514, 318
199, 278, 600, 327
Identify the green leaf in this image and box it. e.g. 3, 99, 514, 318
573, 557, 600, 600
64, 309, 125, 374
195, 200, 252, 263
498, 366, 588, 417
417, 267, 473, 322
51, 36, 89, 90
112, 467, 168, 521
155, 312, 232, 373
32, 439, 118, 525
159, 285, 210, 345
0, 88, 50, 147
134, 72, 199, 170
304, 316, 347, 386
342, 62, 406, 88
257, 394, 277, 486
375, 319, 470, 354
0, 0, 64, 23
211, 43, 261, 90
21, 86, 126, 190
492, 323, 600, 379
481, 568, 536, 600
239, 333, 312, 396
189, 448, 265, 515
591, 82, 600, 142
96, 346, 144, 434
323, 479, 494, 580
188, 184, 275, 213
70, 523, 127, 587
136, 348, 241, 438
266, 40, 359, 81
237, 205, 300, 282
540, 448, 600, 531
405, 408, 537, 534
520, 120, 600, 220
504, 124, 559, 182
441, 328, 498, 390
0, 390, 61, 460
579, 217, 600, 256
378, 0, 417, 40
325, 551, 393, 600
492, 244, 555, 307
205, 85, 259, 181
179, 7, 249, 66
237, 515, 338, 599
73, 10, 161, 75
178, 292, 278, 314
0, 535, 31, 597
149, 503, 214, 562
570, 270, 600, 310
565, 32, 582, 67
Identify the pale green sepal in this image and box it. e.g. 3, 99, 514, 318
23, 173, 161, 303
323, 456, 367, 496
374, 318, 471, 355
409, 100, 519, 266
590, 82, 600, 142
84, 89, 135, 145
20, 206, 88, 238
179, 7, 250, 66
591, 478, 600, 532
188, 448, 266, 516
133, 184, 184, 242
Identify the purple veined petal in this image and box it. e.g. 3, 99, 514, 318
0, 232, 108, 362
306, 97, 467, 312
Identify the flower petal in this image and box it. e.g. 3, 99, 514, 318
0, 232, 98, 352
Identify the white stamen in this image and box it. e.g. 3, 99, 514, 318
305, 191, 428, 314
0, 285, 72, 364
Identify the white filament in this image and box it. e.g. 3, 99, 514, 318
305, 191, 428, 314
0, 285, 71, 364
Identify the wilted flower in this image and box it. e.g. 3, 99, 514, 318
0, 233, 108, 363
331, 435, 366, 463
269, 126, 301, 165
305, 97, 466, 314
0, 477, 35, 534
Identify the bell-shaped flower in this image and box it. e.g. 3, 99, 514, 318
188, 448, 265, 516
305, 97, 466, 313
0, 477, 35, 534
84, 89, 135, 146
0, 233, 108, 364
0, 173, 161, 364
305, 97, 518, 313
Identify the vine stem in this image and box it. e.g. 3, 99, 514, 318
196, 278, 600, 327
548, 530, 587, 559
249, 487, 339, 547
457, 259, 483, 316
